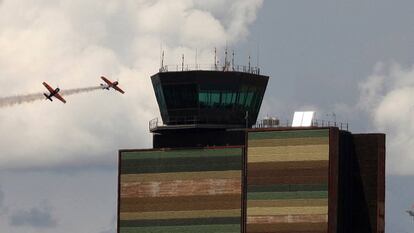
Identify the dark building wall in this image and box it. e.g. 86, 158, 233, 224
118, 147, 244, 233
336, 131, 354, 233
351, 134, 385, 233
153, 129, 245, 148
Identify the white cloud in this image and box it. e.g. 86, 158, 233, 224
0, 0, 263, 171
358, 62, 414, 175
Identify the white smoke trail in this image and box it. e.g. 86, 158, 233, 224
0, 93, 44, 108
60, 86, 102, 96
0, 86, 102, 108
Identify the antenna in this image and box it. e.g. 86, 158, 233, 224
195, 48, 198, 70
161, 51, 164, 70
232, 50, 235, 71
224, 46, 228, 71
159, 42, 163, 69
181, 54, 184, 71
224, 42, 227, 71
214, 47, 217, 70
248, 54, 251, 72
256, 40, 260, 68
326, 112, 336, 123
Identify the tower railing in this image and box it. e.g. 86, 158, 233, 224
150, 117, 350, 131
254, 118, 349, 131
159, 63, 261, 75
149, 116, 247, 131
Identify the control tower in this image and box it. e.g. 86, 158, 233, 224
149, 67, 268, 148
118, 63, 385, 233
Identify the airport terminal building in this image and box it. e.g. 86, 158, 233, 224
117, 66, 385, 233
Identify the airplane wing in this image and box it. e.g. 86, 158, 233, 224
54, 93, 67, 103
113, 86, 125, 94
101, 76, 113, 86
42, 82, 55, 93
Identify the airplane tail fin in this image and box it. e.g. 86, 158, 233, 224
100, 83, 110, 90
44, 93, 53, 101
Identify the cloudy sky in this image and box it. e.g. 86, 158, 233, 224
0, 0, 413, 232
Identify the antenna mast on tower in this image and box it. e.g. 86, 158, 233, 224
181, 54, 184, 71
195, 49, 198, 70
248, 54, 251, 72
161, 51, 164, 70
232, 50, 235, 71
224, 46, 228, 71
214, 47, 217, 70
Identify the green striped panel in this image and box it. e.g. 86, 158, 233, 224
248, 129, 329, 140
122, 156, 241, 169
122, 148, 242, 160
120, 209, 242, 220
120, 160, 241, 174
248, 184, 328, 193
120, 224, 240, 233
247, 191, 328, 200
247, 199, 328, 208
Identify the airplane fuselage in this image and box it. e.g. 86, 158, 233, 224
44, 88, 60, 101
100, 82, 118, 90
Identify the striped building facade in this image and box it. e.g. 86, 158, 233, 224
118, 128, 384, 233
118, 147, 244, 233
246, 129, 331, 233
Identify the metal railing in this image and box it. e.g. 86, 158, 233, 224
159, 63, 261, 75
150, 117, 349, 131
254, 119, 349, 131
149, 116, 246, 131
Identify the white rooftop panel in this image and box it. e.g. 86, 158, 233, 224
291, 111, 304, 127
301, 111, 315, 127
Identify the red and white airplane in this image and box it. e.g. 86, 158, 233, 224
42, 82, 66, 103
100, 76, 125, 94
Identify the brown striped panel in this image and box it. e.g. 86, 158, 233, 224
248, 160, 328, 171
248, 137, 329, 147
121, 170, 240, 183
120, 209, 242, 220
120, 194, 241, 212
248, 145, 329, 162
247, 214, 328, 224
121, 178, 241, 198
246, 222, 327, 233
246, 129, 329, 233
